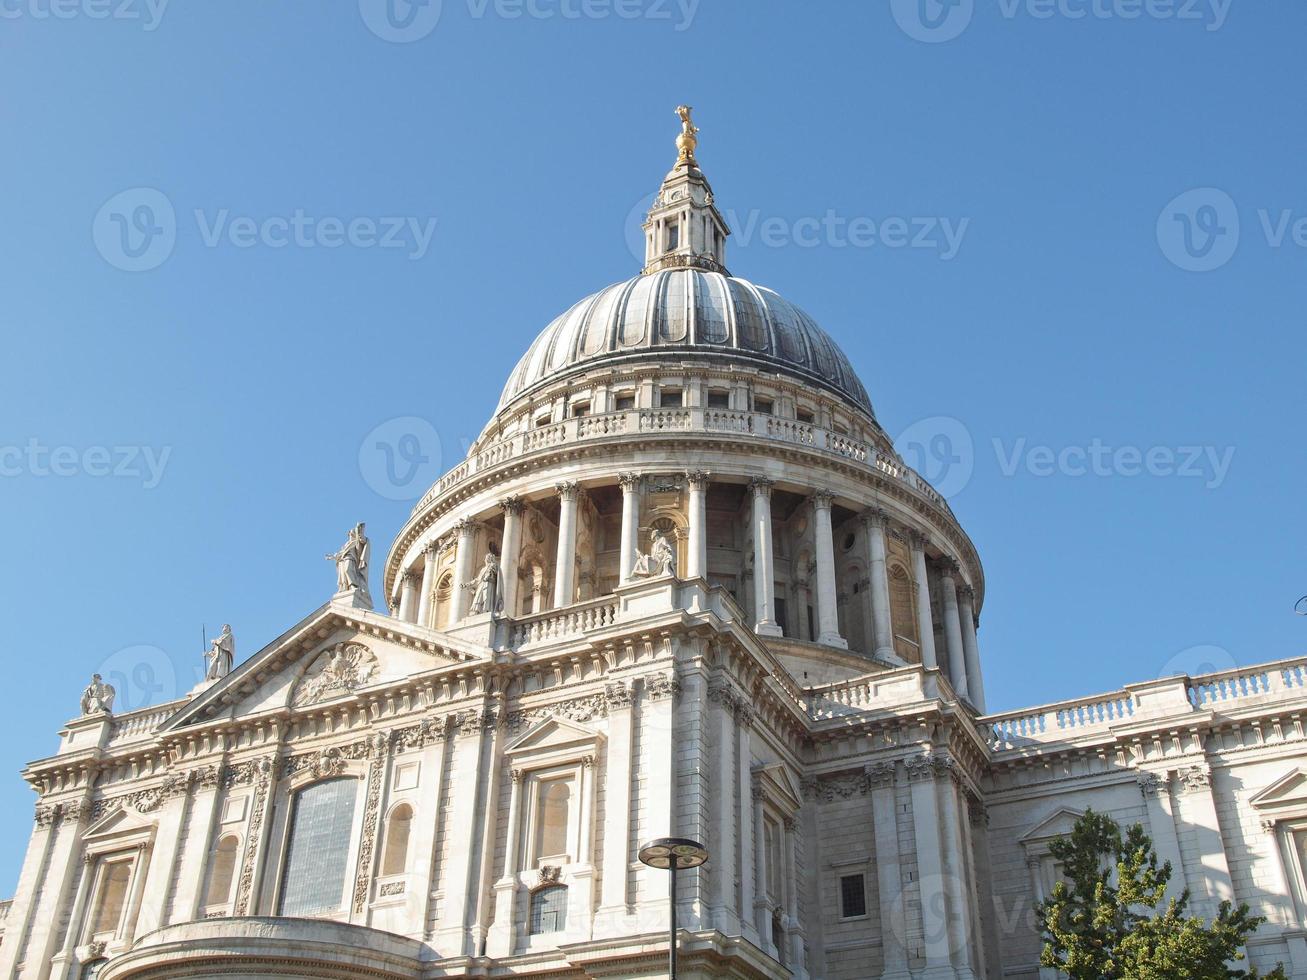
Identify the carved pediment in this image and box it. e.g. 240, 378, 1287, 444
291, 642, 379, 707
505, 716, 602, 769
1020, 807, 1087, 847
1251, 768, 1307, 821
752, 762, 803, 813
81, 805, 156, 850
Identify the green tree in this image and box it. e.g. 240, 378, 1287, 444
1036, 808, 1286, 979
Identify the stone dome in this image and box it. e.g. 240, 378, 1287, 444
496, 268, 875, 418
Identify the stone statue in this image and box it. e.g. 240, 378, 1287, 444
468, 553, 503, 616
327, 523, 371, 597
632, 528, 678, 578
204, 624, 235, 681
675, 105, 698, 163
80, 674, 116, 715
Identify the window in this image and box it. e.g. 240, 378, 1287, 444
707, 389, 730, 409
665, 223, 679, 251
382, 804, 413, 877
278, 778, 358, 917
529, 885, 568, 934
660, 388, 683, 408
774, 597, 788, 637
534, 413, 552, 428
839, 873, 867, 918
614, 393, 635, 411
91, 861, 131, 937
535, 779, 572, 861
81, 961, 108, 980
764, 819, 783, 902
797, 408, 814, 424
754, 396, 774, 415
204, 835, 239, 908
889, 564, 921, 662
570, 401, 590, 418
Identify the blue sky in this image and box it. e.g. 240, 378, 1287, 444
1, 0, 1304, 887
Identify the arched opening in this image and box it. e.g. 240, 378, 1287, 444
204, 834, 240, 908
529, 884, 568, 935
381, 803, 413, 877
434, 572, 454, 629
889, 563, 920, 663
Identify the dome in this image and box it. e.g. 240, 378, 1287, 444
496, 268, 875, 417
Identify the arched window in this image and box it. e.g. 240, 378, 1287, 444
204, 834, 240, 908
889, 564, 920, 663
278, 778, 358, 917
80, 960, 108, 980
529, 884, 568, 935
435, 573, 454, 629
535, 779, 571, 860
381, 804, 413, 877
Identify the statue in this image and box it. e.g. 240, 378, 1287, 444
675, 105, 698, 163
327, 523, 371, 598
80, 674, 116, 715
632, 528, 678, 578
468, 553, 504, 616
204, 624, 235, 681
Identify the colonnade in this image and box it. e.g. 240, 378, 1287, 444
391, 473, 987, 711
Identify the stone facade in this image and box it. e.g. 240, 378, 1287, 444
4, 119, 1307, 980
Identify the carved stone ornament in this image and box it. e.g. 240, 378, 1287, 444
1136, 770, 1164, 797
811, 772, 870, 802
291, 641, 379, 707
539, 865, 562, 885
603, 681, 633, 710
865, 761, 896, 789
379, 880, 406, 897
85, 941, 108, 959
645, 672, 681, 702
1177, 765, 1212, 794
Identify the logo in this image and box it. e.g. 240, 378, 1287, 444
895, 416, 974, 499
1157, 188, 1239, 273
98, 644, 178, 711
358, 416, 443, 500
92, 187, 176, 272
359, 0, 443, 42
891, 0, 974, 43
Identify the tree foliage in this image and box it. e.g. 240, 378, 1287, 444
1036, 808, 1285, 980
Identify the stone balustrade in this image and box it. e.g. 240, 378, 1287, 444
509, 595, 620, 649
107, 704, 182, 746
415, 407, 953, 518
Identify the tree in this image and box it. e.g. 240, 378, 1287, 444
1036, 808, 1286, 979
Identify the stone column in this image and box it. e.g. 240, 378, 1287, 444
1138, 770, 1189, 904
750, 478, 782, 637
751, 780, 771, 951
906, 756, 954, 980
868, 763, 911, 980
939, 772, 978, 980
737, 707, 761, 943
417, 540, 439, 628
500, 497, 524, 617
553, 482, 579, 608
1175, 765, 1235, 919
438, 709, 492, 955
686, 470, 709, 580
597, 680, 634, 932
169, 766, 223, 922
794, 575, 811, 643
452, 521, 479, 622
909, 532, 938, 669
861, 509, 896, 660
618, 473, 642, 584
707, 685, 740, 936
938, 559, 970, 700
398, 571, 419, 624
811, 490, 847, 649
957, 586, 986, 713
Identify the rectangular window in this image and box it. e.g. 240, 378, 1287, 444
660, 389, 683, 408
839, 873, 867, 919
534, 413, 552, 428
797, 408, 814, 423
278, 778, 358, 917
91, 861, 132, 937
754, 396, 774, 415
774, 597, 788, 636
534, 777, 573, 862
665, 223, 680, 252
707, 390, 730, 408
570, 402, 590, 418
614, 393, 635, 411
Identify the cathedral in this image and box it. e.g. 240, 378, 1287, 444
4, 110, 1307, 980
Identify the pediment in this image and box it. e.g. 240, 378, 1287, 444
1020, 807, 1087, 845
505, 716, 602, 764
83, 805, 156, 847
753, 762, 803, 812
1251, 768, 1307, 814
163, 600, 483, 731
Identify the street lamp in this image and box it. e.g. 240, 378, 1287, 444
638, 837, 708, 979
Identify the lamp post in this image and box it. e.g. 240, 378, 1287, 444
638, 836, 708, 979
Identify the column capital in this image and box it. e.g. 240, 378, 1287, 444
1137, 770, 1166, 797
402, 569, 420, 585
685, 469, 711, 490
809, 488, 835, 511
555, 480, 581, 501
748, 476, 774, 498
958, 584, 976, 604
859, 506, 888, 529
499, 495, 525, 515
452, 517, 480, 538
618, 472, 643, 493
422, 538, 440, 557
908, 528, 931, 552
1176, 764, 1212, 795
936, 555, 960, 578
865, 761, 896, 789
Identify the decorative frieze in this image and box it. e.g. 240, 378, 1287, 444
353, 734, 393, 913
291, 641, 380, 708
1177, 765, 1213, 795
808, 772, 870, 802
865, 761, 896, 789
645, 673, 681, 702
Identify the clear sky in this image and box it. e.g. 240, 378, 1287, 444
2, 0, 1304, 889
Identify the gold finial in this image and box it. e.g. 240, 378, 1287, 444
674, 105, 698, 164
